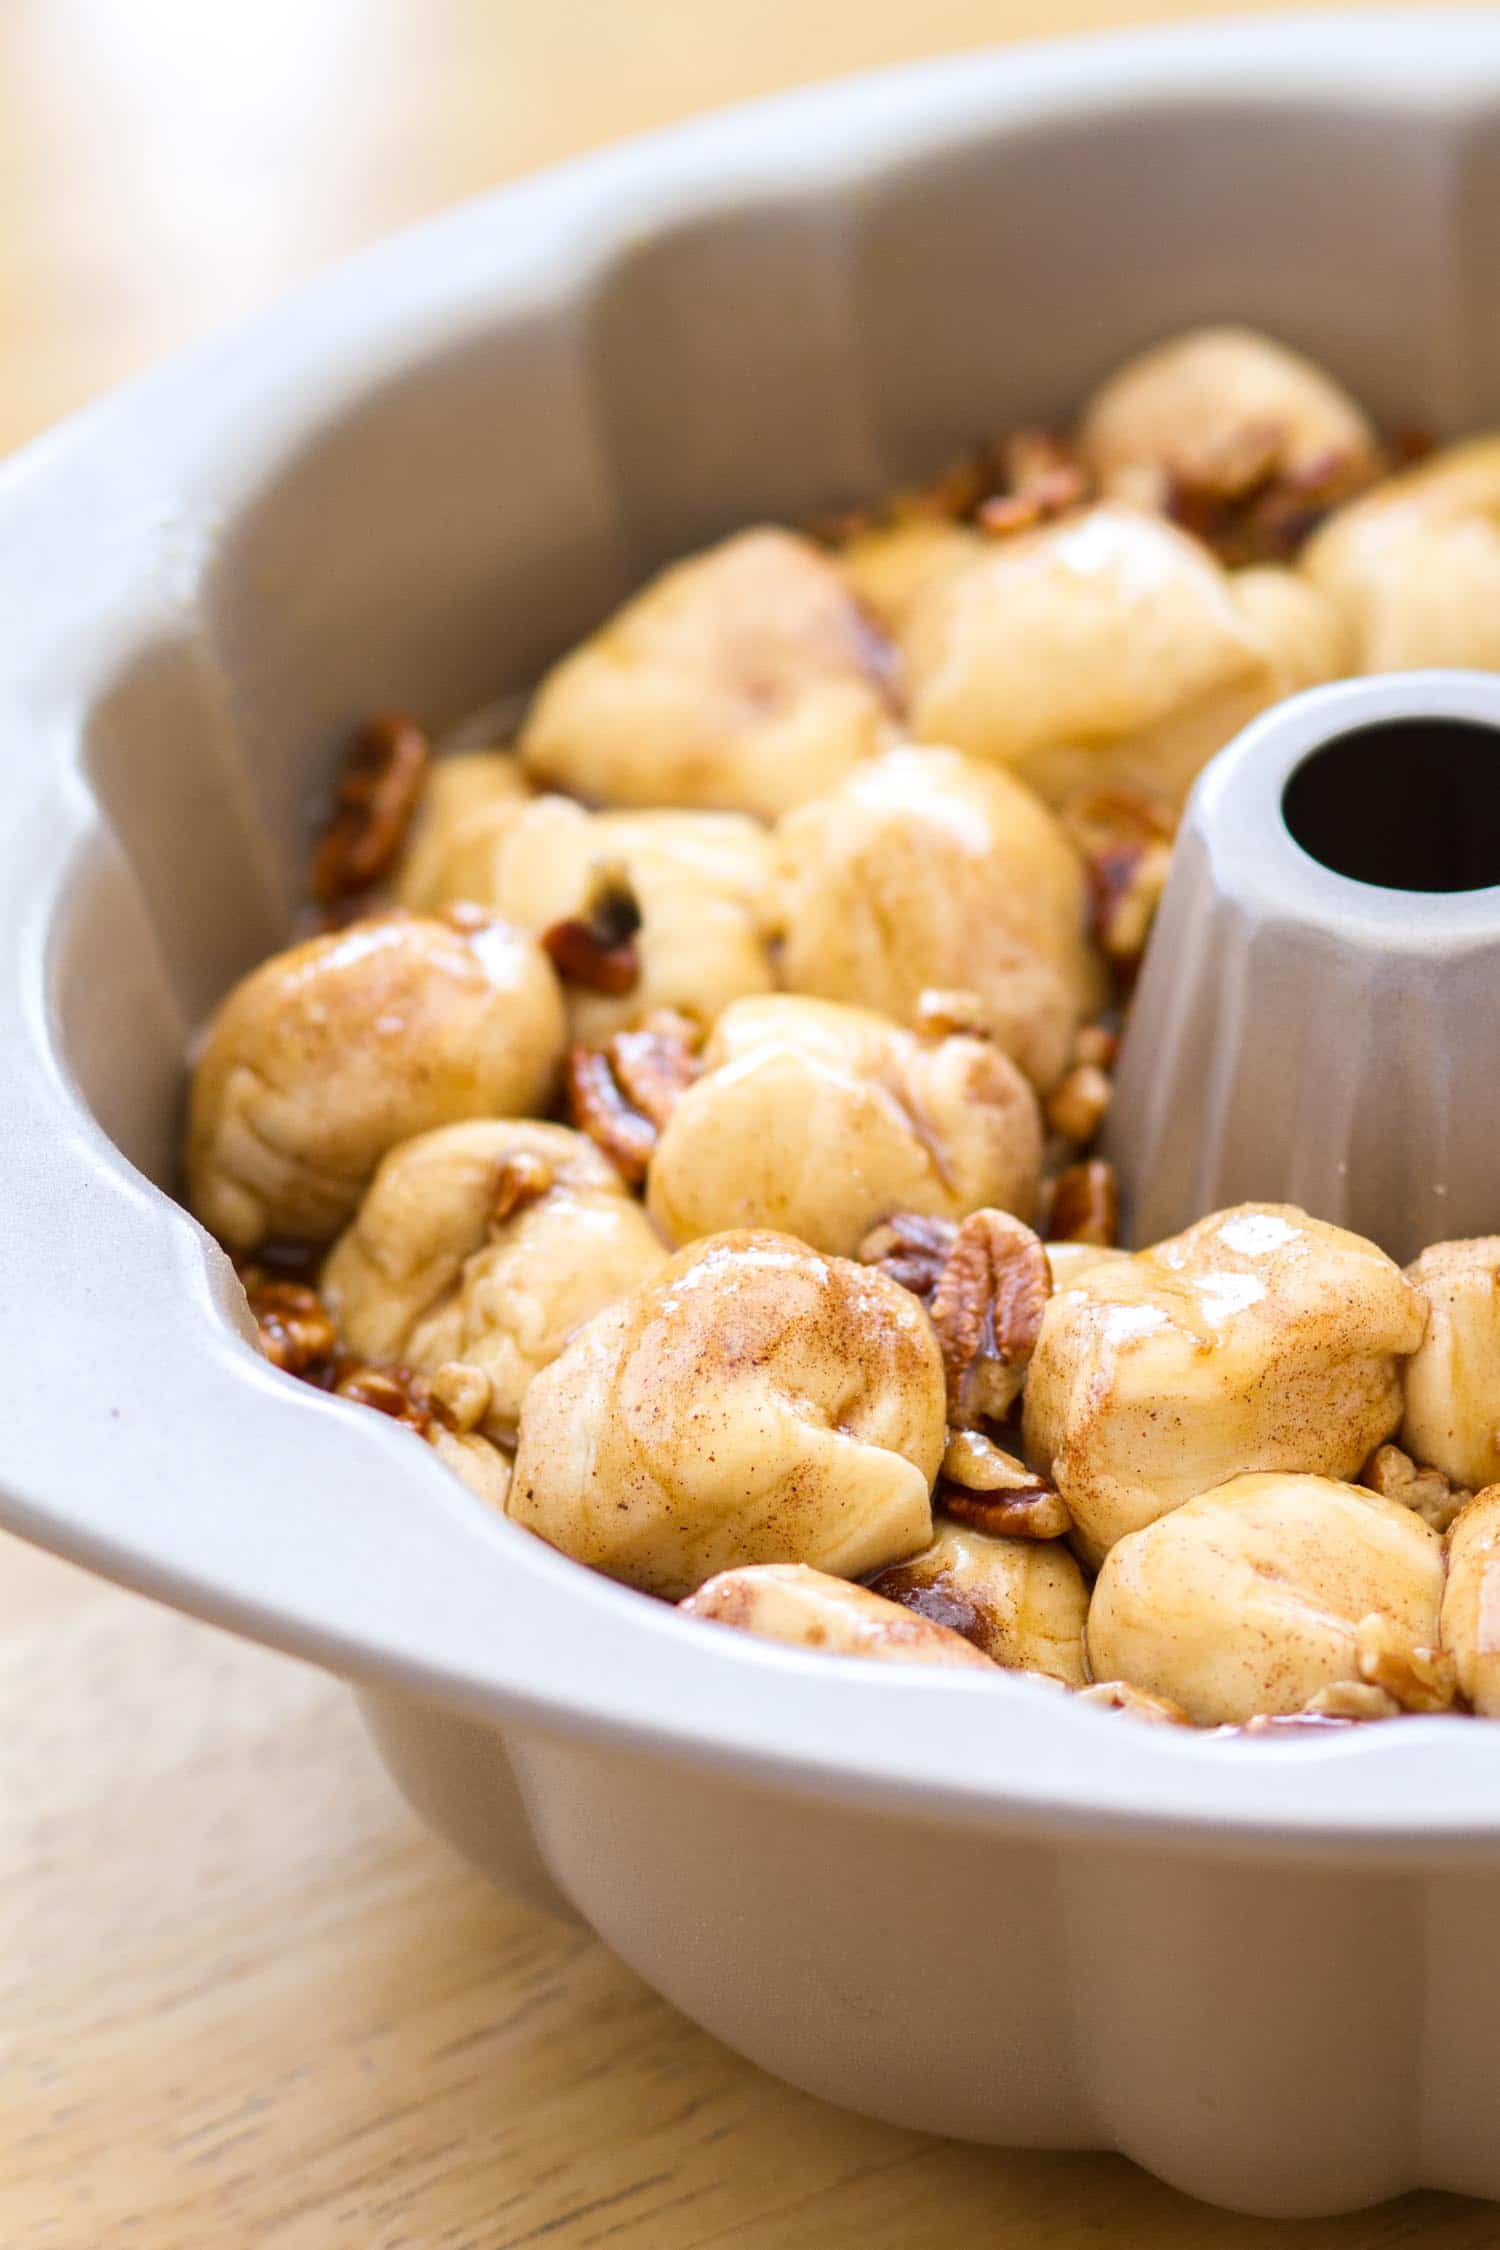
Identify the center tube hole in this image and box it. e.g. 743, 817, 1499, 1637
1282, 717, 1500, 893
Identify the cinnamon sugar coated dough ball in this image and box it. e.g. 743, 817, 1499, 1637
403, 792, 775, 1043
1086, 1472, 1445, 1727
645, 995, 1042, 1258
321, 1120, 667, 1442
900, 502, 1347, 806
1079, 326, 1379, 510
508, 1230, 946, 1598
1440, 1489, 1500, 1717
681, 1564, 996, 1668
774, 746, 1102, 1091
1400, 1239, 1500, 1492
393, 749, 531, 915
872, 1521, 1089, 1684
1023, 1203, 1426, 1567
518, 527, 895, 819
185, 913, 565, 1252
1304, 437, 1500, 671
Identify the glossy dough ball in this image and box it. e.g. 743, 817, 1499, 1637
1400, 1239, 1500, 1492
1440, 1489, 1500, 1717
321, 1120, 667, 1442
1079, 326, 1378, 509
646, 995, 1042, 1258
508, 1230, 946, 1598
774, 747, 1102, 1091
1023, 1203, 1426, 1566
1087, 1472, 1445, 1726
393, 749, 531, 914
1304, 437, 1500, 671
186, 913, 565, 1252
407, 793, 776, 1044
681, 1563, 995, 1668
901, 503, 1347, 806
872, 1521, 1088, 1683
519, 528, 895, 819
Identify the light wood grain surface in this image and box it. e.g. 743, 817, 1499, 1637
4, 4, 1497, 2244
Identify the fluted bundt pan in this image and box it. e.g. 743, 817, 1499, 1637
7, 16, 1500, 2220
1110, 671, 1500, 1262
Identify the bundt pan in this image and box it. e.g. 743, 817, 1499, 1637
6, 14, 1500, 2218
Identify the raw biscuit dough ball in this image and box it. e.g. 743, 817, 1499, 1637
519, 527, 895, 820
837, 518, 984, 635
645, 995, 1042, 1258
681, 1563, 995, 1669
1023, 1203, 1426, 1567
1440, 1488, 1500, 1717
421, 793, 776, 1044
774, 746, 1102, 1091
509, 1229, 946, 1598
393, 748, 530, 914
1401, 1239, 1500, 1492
872, 1521, 1089, 1684
185, 913, 565, 1252
1079, 326, 1379, 511
901, 502, 1348, 807
1304, 437, 1500, 671
1087, 1472, 1445, 1726
321, 1120, 668, 1443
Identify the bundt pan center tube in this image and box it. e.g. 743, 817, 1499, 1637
8, 12, 1500, 2220
1109, 671, 1500, 1261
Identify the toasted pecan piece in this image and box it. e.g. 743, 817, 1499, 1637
928, 1209, 1052, 1428
936, 1428, 1072, 1540
311, 713, 431, 904
1042, 1160, 1119, 1248
857, 1211, 957, 1302
565, 1011, 699, 1185
239, 1269, 338, 1377
491, 1149, 556, 1226
541, 860, 642, 995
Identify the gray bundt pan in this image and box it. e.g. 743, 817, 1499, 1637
3, 15, 1500, 2219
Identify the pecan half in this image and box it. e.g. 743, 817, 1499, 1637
928, 1208, 1052, 1427
541, 860, 642, 994
606, 1010, 701, 1130
491, 1150, 555, 1226
937, 1428, 1072, 1540
1042, 1160, 1118, 1247
1361, 1442, 1470, 1535
240, 1269, 337, 1378
311, 713, 431, 904
857, 1211, 957, 1301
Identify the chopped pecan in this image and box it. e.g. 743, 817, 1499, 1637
606, 1010, 701, 1130
1071, 1022, 1119, 1073
937, 1428, 1072, 1540
491, 1149, 555, 1226
311, 714, 431, 905
565, 1047, 658, 1185
1361, 1442, 1470, 1535
1354, 1613, 1458, 1715
1042, 1160, 1118, 1247
426, 1360, 493, 1435
857, 1211, 957, 1302
1167, 433, 1378, 567
541, 860, 643, 995
1045, 1062, 1113, 1147
1062, 785, 1177, 985
334, 1361, 431, 1435
928, 1209, 1052, 1427
978, 428, 1091, 537
240, 1269, 337, 1378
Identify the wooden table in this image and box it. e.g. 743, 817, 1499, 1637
4, 4, 1498, 2242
